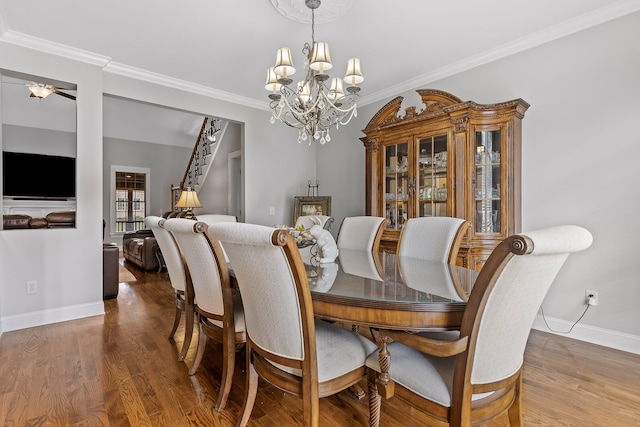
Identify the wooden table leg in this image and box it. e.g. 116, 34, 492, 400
375, 336, 394, 399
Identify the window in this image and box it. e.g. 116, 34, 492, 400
110, 166, 150, 235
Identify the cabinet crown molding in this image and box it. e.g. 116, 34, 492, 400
363, 89, 529, 135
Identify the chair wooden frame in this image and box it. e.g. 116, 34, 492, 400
164, 219, 246, 411
211, 225, 373, 427
367, 226, 592, 426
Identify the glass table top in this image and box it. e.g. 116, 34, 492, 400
305, 249, 478, 305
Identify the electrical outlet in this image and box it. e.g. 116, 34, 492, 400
585, 290, 598, 306
26, 280, 38, 295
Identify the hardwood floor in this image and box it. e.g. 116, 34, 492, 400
1, 259, 639, 426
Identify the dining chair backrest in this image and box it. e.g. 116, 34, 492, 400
295, 215, 334, 231
164, 218, 228, 320
336, 216, 388, 252
397, 216, 468, 263
194, 214, 237, 262
196, 214, 237, 224
144, 215, 186, 292
209, 222, 309, 361
463, 225, 593, 387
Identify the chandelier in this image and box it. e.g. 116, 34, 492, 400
265, 0, 363, 145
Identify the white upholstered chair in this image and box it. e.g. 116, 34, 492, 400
196, 214, 237, 224
144, 215, 195, 361
163, 218, 246, 411
144, 215, 194, 362
366, 225, 593, 427
196, 214, 237, 262
207, 222, 378, 427
336, 216, 389, 252
397, 216, 469, 263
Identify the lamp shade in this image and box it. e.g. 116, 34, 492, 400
343, 58, 364, 85
265, 67, 283, 92
274, 47, 296, 78
310, 42, 333, 73
328, 78, 344, 101
175, 187, 202, 209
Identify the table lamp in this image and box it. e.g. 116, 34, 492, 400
175, 187, 201, 219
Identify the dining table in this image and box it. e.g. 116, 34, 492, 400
303, 248, 479, 401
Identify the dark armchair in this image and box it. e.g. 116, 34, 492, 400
122, 229, 160, 271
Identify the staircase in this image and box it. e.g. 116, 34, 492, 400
170, 117, 225, 211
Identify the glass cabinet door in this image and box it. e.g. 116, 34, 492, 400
474, 129, 502, 234
384, 142, 409, 230
417, 134, 449, 217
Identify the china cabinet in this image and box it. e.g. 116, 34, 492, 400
360, 89, 529, 270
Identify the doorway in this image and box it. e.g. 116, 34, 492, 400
228, 150, 242, 221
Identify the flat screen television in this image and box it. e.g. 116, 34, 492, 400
2, 151, 76, 199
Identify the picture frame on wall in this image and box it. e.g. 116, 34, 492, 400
293, 196, 331, 224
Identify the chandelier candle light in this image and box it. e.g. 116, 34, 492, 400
265, 0, 363, 145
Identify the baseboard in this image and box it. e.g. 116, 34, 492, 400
532, 314, 640, 355
0, 301, 105, 333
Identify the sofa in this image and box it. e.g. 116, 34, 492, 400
122, 229, 160, 271
2, 211, 75, 229
45, 211, 76, 228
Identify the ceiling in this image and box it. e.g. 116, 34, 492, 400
1, 0, 639, 146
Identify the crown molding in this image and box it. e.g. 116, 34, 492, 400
0, 30, 268, 110
103, 62, 267, 110
360, 0, 640, 106
0, 30, 110, 66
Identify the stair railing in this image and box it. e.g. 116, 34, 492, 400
170, 117, 222, 213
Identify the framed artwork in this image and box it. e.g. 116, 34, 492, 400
293, 196, 331, 224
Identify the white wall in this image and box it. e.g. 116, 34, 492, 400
3, 125, 76, 156
196, 121, 242, 216
0, 43, 105, 331
320, 11, 640, 353
102, 136, 191, 244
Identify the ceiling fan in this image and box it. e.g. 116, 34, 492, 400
27, 82, 76, 101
